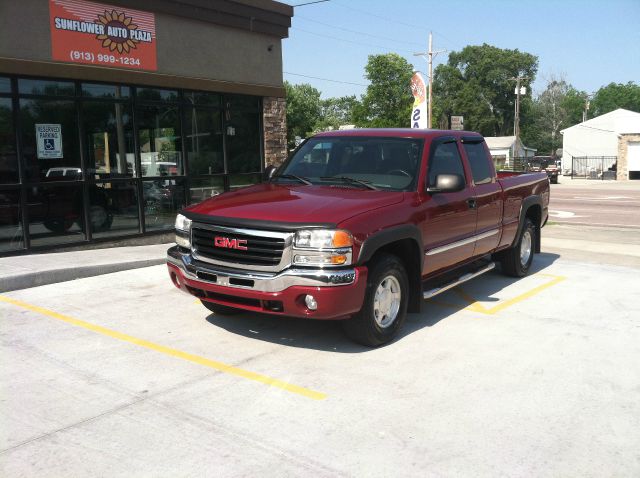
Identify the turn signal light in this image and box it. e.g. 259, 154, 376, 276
332, 231, 353, 248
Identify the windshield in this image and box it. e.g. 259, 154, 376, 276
276, 137, 424, 191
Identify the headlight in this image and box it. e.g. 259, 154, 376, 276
293, 229, 353, 267
175, 213, 192, 248
294, 229, 353, 249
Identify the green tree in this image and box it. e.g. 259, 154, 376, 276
591, 82, 640, 116
353, 53, 414, 128
284, 81, 321, 149
315, 95, 359, 131
433, 43, 538, 137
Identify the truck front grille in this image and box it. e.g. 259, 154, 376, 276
191, 224, 290, 270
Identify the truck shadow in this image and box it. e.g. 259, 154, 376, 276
205, 253, 561, 353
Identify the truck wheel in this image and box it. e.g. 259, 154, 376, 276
500, 218, 536, 277
342, 253, 409, 347
200, 300, 242, 316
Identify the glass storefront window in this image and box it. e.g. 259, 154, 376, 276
137, 104, 183, 177
225, 105, 261, 173
184, 91, 220, 107
18, 79, 75, 96
229, 173, 261, 191
83, 101, 135, 178
137, 87, 179, 102
185, 107, 224, 175
189, 176, 224, 205
143, 178, 186, 231
0, 189, 23, 252
27, 184, 85, 247
82, 83, 130, 99
0, 77, 10, 93
90, 181, 139, 239
0, 98, 18, 184
20, 99, 81, 182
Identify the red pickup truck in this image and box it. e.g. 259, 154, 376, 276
167, 129, 549, 346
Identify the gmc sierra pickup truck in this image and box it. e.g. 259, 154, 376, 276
167, 129, 549, 346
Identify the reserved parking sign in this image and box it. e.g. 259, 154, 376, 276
36, 124, 63, 159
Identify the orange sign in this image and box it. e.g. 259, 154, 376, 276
49, 0, 157, 71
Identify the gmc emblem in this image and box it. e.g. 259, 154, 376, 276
214, 236, 248, 251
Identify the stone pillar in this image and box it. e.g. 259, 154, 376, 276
263, 96, 287, 167
617, 134, 640, 181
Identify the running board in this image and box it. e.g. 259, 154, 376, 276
423, 262, 496, 300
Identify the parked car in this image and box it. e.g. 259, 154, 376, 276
528, 156, 558, 183
167, 129, 550, 346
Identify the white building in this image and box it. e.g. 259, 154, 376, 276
561, 108, 640, 180
485, 136, 536, 169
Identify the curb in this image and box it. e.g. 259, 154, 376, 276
0, 258, 166, 293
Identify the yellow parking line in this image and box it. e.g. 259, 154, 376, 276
0, 295, 326, 401
427, 274, 566, 315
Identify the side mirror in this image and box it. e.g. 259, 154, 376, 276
427, 174, 465, 194
263, 164, 277, 181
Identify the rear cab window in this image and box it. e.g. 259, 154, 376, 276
462, 140, 494, 185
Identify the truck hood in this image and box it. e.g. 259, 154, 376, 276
184, 183, 405, 227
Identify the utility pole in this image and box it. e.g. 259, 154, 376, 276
509, 75, 528, 153
414, 32, 446, 128
582, 95, 590, 122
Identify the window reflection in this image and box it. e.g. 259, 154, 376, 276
137, 105, 183, 177
225, 96, 261, 174
90, 181, 139, 238
27, 184, 85, 247
20, 99, 81, 182
143, 179, 185, 231
82, 83, 130, 98
229, 173, 260, 191
18, 79, 75, 96
0, 98, 18, 184
0, 77, 10, 94
189, 176, 224, 205
0, 189, 23, 251
185, 107, 224, 175
83, 101, 135, 178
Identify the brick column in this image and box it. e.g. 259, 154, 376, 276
263, 96, 287, 167
617, 134, 640, 181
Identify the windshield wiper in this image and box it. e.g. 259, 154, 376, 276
272, 174, 312, 185
320, 176, 379, 190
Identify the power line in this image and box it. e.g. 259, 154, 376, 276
290, 27, 414, 54
331, 1, 425, 31
294, 15, 425, 47
284, 71, 368, 87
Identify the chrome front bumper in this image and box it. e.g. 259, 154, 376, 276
167, 246, 356, 293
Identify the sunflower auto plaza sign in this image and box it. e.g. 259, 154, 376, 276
49, 0, 157, 71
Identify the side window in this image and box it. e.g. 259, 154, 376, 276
463, 141, 493, 184
427, 141, 466, 187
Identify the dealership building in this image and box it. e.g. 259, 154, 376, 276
0, 0, 292, 254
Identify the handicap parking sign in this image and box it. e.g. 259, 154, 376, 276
36, 124, 63, 159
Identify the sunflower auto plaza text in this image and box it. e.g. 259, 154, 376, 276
53, 18, 152, 42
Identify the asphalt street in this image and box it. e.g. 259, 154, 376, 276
548, 178, 640, 228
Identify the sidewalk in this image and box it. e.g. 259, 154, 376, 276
0, 244, 170, 293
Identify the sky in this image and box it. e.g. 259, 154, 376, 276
280, 0, 640, 99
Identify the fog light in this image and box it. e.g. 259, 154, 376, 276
304, 294, 318, 311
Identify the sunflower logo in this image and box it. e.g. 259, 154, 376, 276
95, 10, 138, 54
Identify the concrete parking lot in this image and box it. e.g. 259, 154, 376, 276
2, 244, 639, 476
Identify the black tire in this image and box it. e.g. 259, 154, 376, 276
88, 204, 113, 233
342, 253, 409, 347
43, 218, 73, 233
200, 300, 242, 316
499, 218, 536, 277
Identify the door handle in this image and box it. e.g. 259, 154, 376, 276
467, 198, 477, 209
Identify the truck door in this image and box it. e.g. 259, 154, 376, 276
421, 137, 477, 276
461, 138, 502, 257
